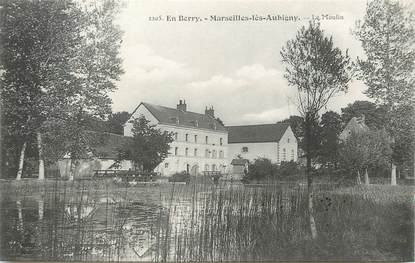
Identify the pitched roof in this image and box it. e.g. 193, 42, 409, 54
132, 102, 227, 132
339, 116, 370, 140
227, 123, 290, 143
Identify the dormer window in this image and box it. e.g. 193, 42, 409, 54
287, 138, 290, 143
190, 120, 199, 127
242, 147, 248, 153
170, 117, 179, 125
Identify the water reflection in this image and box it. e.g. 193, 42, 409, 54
0, 182, 208, 261
1, 182, 302, 261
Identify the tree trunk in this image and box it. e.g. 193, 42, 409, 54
391, 163, 397, 185
16, 141, 27, 180
364, 168, 370, 185
37, 132, 45, 180
38, 199, 44, 221
305, 112, 317, 239
356, 170, 362, 185
16, 200, 23, 230
68, 157, 76, 181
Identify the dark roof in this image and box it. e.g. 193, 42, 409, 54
130, 102, 227, 132
84, 131, 132, 159
227, 123, 290, 143
231, 159, 249, 165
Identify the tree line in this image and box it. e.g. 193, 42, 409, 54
1, 0, 124, 180
279, 0, 414, 240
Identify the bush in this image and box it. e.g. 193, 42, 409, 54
279, 160, 302, 177
245, 158, 304, 182
168, 171, 190, 183
246, 158, 277, 181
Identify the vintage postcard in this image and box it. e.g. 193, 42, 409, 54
1, 0, 414, 261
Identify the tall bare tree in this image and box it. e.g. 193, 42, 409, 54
281, 21, 352, 239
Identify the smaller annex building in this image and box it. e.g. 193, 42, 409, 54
227, 123, 298, 165
339, 116, 369, 141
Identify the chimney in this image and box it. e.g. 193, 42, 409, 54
205, 106, 215, 118
177, 99, 187, 111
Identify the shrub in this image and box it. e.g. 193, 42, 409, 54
246, 158, 278, 181
168, 171, 190, 183
246, 158, 303, 181
279, 160, 302, 177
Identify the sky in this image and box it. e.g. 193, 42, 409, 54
110, 0, 371, 125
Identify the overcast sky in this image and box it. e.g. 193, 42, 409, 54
110, 0, 371, 125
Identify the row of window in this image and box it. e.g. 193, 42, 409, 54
173, 147, 225, 158
174, 133, 224, 145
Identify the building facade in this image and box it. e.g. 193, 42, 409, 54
124, 100, 228, 176
227, 123, 298, 164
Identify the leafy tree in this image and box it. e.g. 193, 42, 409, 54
1, 0, 124, 180
107, 111, 130, 135
119, 116, 174, 172
319, 111, 342, 168
279, 115, 322, 161
354, 0, 415, 182
339, 130, 392, 184
1, 0, 84, 180
281, 21, 352, 239
341, 100, 387, 130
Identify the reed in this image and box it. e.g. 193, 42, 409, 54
0, 180, 413, 261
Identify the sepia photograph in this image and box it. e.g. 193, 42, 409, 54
0, 0, 414, 261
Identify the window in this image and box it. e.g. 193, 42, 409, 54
194, 135, 197, 143
287, 138, 290, 143
291, 149, 294, 160
165, 163, 169, 168
185, 134, 189, 142
219, 150, 223, 158
185, 148, 189, 156
205, 149, 210, 158
174, 132, 178, 140
242, 147, 248, 153
212, 164, 216, 171
194, 148, 198, 156
205, 164, 209, 171
220, 138, 223, 146
205, 136, 208, 144
212, 150, 217, 158
175, 147, 178, 156
283, 148, 286, 161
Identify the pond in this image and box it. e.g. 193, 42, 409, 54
0, 180, 280, 261
0, 180, 413, 261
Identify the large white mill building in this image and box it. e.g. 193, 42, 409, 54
124, 100, 228, 176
